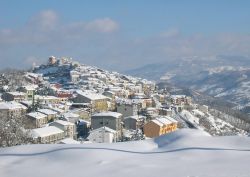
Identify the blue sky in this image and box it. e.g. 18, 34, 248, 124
0, 0, 250, 70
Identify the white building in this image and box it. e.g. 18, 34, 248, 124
31, 126, 65, 144
88, 126, 118, 143
62, 112, 80, 123
50, 120, 75, 139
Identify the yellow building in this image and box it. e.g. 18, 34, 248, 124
143, 117, 177, 138
35, 95, 62, 105
37, 109, 58, 122
0, 101, 27, 119
26, 112, 48, 129
74, 91, 108, 112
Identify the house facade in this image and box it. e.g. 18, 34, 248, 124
18, 85, 37, 100
50, 120, 75, 139
124, 115, 146, 130
74, 91, 108, 112
88, 126, 118, 143
143, 117, 178, 138
91, 111, 123, 138
32, 126, 65, 144
0, 101, 27, 119
117, 103, 139, 117
26, 112, 48, 128
38, 109, 58, 122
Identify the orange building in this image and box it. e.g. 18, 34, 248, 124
143, 117, 178, 138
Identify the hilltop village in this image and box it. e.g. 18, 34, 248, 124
0, 56, 248, 145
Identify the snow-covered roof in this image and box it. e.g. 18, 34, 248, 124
152, 119, 164, 126
192, 109, 205, 116
90, 126, 117, 133
124, 115, 146, 120
92, 111, 122, 118
25, 72, 43, 78
78, 119, 91, 125
151, 117, 177, 127
0, 101, 27, 110
27, 112, 47, 119
59, 138, 80, 144
21, 85, 38, 91
156, 117, 173, 125
170, 95, 187, 99
116, 98, 141, 105
6, 92, 25, 96
50, 107, 65, 114
63, 112, 79, 118
35, 95, 59, 100
38, 109, 57, 115
32, 126, 64, 138
146, 107, 157, 111
76, 90, 108, 100
53, 120, 74, 126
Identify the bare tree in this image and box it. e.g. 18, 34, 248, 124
0, 114, 33, 147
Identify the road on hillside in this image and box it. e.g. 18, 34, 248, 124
173, 110, 198, 129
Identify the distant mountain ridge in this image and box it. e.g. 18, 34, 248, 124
125, 55, 250, 112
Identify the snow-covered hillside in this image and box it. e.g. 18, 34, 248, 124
1, 129, 250, 177
126, 55, 250, 114
189, 67, 250, 105
180, 110, 248, 136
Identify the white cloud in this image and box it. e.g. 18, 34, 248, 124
85, 18, 119, 33
0, 10, 250, 71
27, 10, 59, 31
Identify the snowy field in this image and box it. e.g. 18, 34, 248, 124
1, 129, 250, 177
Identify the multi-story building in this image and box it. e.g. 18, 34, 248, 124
74, 90, 108, 112
143, 117, 178, 138
26, 112, 48, 129
170, 95, 192, 105
88, 126, 118, 143
18, 85, 37, 101
116, 101, 139, 118
50, 120, 75, 139
0, 101, 27, 119
35, 95, 61, 105
124, 115, 146, 130
38, 109, 57, 122
91, 112, 123, 137
31, 126, 65, 144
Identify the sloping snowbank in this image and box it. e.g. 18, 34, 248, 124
1, 129, 250, 177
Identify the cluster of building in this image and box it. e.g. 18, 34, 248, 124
0, 56, 209, 144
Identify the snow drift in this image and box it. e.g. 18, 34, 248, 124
1, 129, 250, 177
